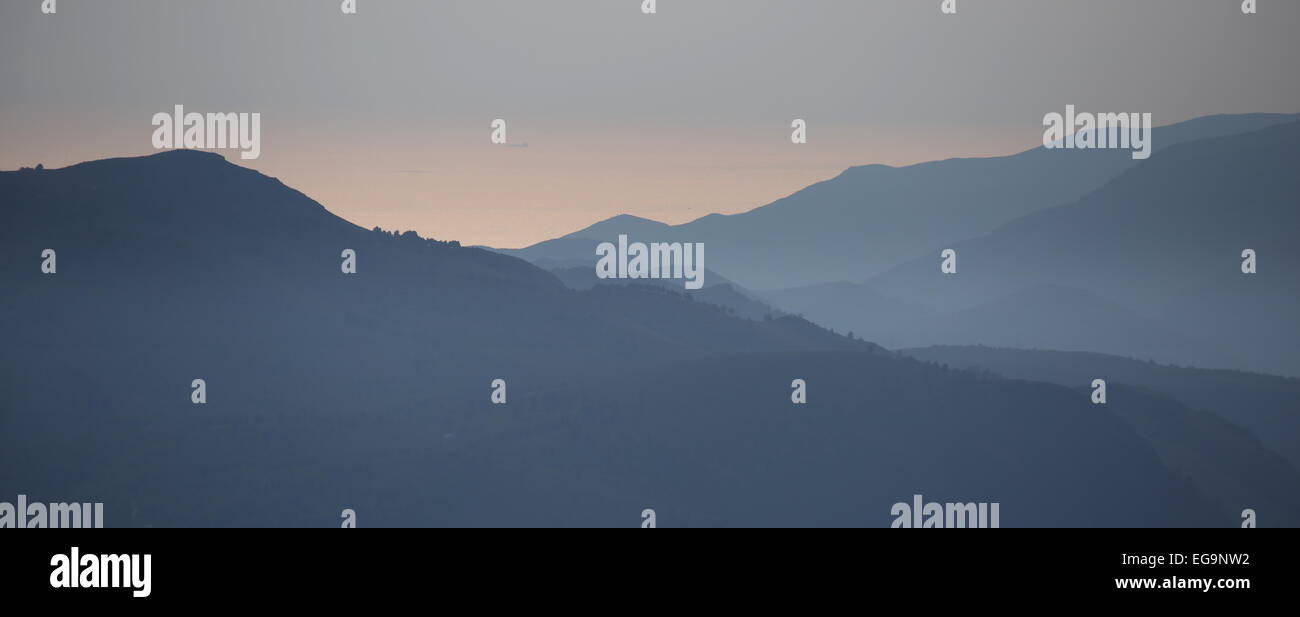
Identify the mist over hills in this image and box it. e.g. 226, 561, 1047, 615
491, 114, 1300, 380
864, 120, 1300, 376
758, 281, 1243, 369
546, 265, 780, 321
2, 150, 1285, 526
497, 113, 1300, 290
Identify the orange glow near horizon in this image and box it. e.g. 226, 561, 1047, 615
1, 120, 1039, 248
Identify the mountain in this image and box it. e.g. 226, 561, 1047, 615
547, 265, 781, 321
758, 281, 1236, 365
497, 113, 1300, 290
547, 263, 741, 290
903, 346, 1300, 473
0, 150, 1289, 526
503, 351, 1235, 527
903, 345, 1300, 523
866, 120, 1300, 376
752, 282, 925, 349
0, 151, 867, 381
493, 214, 673, 270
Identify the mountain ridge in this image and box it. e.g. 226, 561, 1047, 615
494, 112, 1300, 289
2, 148, 1283, 525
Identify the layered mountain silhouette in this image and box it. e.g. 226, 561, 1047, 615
905, 346, 1300, 473
546, 265, 781, 321
0, 149, 1292, 526
905, 346, 1300, 524
863, 120, 1300, 376
0, 151, 863, 381
496, 113, 1299, 290
757, 281, 1241, 368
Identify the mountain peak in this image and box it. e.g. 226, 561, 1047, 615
591, 213, 670, 228
147, 148, 229, 161
4, 148, 234, 175
564, 213, 673, 239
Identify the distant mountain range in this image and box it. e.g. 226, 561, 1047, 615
545, 265, 780, 321
491, 113, 1300, 377
864, 120, 1300, 376
3, 149, 1292, 526
494, 113, 1299, 290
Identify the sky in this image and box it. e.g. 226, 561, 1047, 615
2, 0, 1298, 248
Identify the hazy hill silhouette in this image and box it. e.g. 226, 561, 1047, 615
498, 113, 1299, 290
905, 345, 1300, 523
547, 265, 780, 321
865, 120, 1300, 376
498, 351, 1237, 526
904, 346, 1300, 472
759, 281, 1237, 365
0, 151, 867, 380
0, 150, 1290, 526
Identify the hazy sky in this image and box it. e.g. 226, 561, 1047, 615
2, 0, 1298, 247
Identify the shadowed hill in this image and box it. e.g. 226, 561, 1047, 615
903, 345, 1300, 524
0, 150, 1286, 526
0, 150, 871, 379
547, 265, 780, 321
904, 345, 1300, 472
